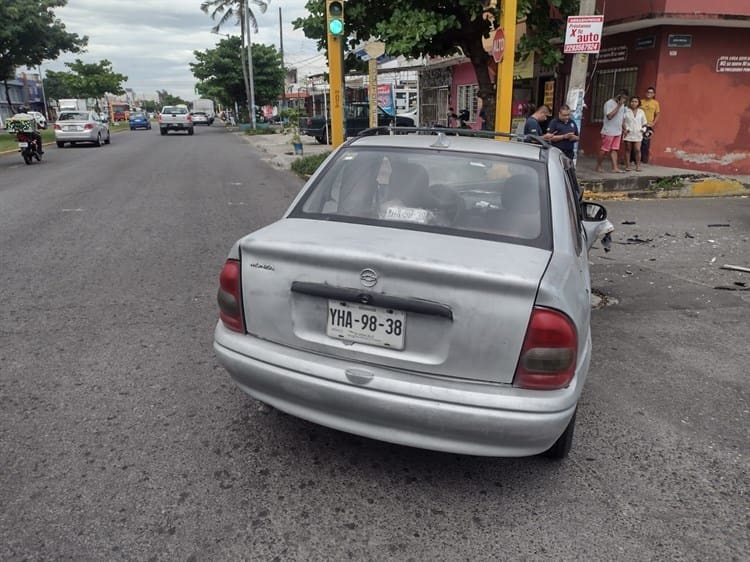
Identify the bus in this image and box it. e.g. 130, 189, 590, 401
111, 102, 131, 122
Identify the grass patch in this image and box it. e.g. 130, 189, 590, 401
0, 129, 56, 152
650, 176, 685, 191
291, 151, 331, 178
243, 127, 277, 136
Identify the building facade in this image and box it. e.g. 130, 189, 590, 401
568, 0, 750, 173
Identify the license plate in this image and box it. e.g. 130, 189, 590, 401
18, 142, 28, 148
326, 300, 406, 350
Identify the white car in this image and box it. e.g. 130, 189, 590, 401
54, 110, 111, 147
213, 128, 614, 459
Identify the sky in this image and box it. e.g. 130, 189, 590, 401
41, 0, 327, 101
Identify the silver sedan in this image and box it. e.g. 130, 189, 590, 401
214, 131, 613, 459
54, 110, 111, 147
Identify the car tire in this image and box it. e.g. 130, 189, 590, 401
160, 128, 167, 136
104, 131, 111, 145
542, 410, 576, 460
56, 141, 65, 148
130, 127, 135, 131
94, 133, 102, 147
188, 128, 194, 136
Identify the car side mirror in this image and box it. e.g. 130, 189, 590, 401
581, 201, 607, 221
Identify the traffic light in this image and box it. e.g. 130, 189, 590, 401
327, 0, 344, 37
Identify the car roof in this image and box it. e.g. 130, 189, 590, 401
346, 132, 547, 162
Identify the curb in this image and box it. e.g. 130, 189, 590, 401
581, 174, 750, 200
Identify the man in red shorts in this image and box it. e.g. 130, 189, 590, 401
596, 90, 628, 173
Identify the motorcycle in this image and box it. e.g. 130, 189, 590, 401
16, 131, 43, 165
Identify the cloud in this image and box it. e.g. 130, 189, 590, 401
42, 0, 325, 100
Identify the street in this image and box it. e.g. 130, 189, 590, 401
1, 126, 748, 561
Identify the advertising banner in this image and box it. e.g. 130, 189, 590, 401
564, 15, 604, 54
377, 84, 394, 114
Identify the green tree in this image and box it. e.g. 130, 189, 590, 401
0, 0, 87, 111
201, 0, 270, 118
42, 68, 74, 101
293, 0, 578, 128
156, 90, 188, 107
62, 59, 127, 99
191, 37, 283, 109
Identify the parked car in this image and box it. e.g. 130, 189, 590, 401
28, 111, 47, 129
54, 110, 111, 147
213, 130, 614, 459
300, 102, 416, 144
190, 111, 210, 126
128, 111, 151, 130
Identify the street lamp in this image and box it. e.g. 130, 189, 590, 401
244, 1, 257, 129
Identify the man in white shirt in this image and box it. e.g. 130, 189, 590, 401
595, 90, 628, 173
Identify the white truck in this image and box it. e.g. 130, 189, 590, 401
158, 105, 194, 135
58, 99, 88, 112
193, 99, 215, 124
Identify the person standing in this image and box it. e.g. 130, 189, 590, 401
595, 90, 628, 173
547, 104, 579, 160
640, 86, 660, 163
622, 96, 648, 171
523, 105, 553, 137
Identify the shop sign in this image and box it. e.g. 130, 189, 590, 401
597, 46, 628, 64
635, 36, 656, 50
716, 55, 750, 73
667, 34, 692, 47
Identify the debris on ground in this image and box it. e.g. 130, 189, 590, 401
621, 220, 636, 225
624, 234, 653, 244
685, 232, 695, 238
721, 264, 750, 273
707, 223, 730, 227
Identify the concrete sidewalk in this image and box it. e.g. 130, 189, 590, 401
575, 154, 750, 199
235, 126, 750, 198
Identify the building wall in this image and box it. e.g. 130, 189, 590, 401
599, 0, 750, 21
578, 25, 750, 174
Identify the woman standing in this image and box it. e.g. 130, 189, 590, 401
622, 96, 648, 171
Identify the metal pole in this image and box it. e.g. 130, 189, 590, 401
245, 0, 257, 129
567, 0, 597, 165
38, 66, 49, 120
494, 0, 517, 136
279, 7, 285, 112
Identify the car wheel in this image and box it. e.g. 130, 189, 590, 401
542, 410, 576, 460
56, 141, 64, 148
160, 128, 167, 136
95, 133, 102, 147
104, 131, 111, 145
130, 127, 135, 131
188, 128, 194, 136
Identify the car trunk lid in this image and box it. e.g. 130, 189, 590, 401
238, 219, 551, 384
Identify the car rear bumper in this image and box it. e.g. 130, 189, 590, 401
214, 323, 586, 457
55, 130, 100, 142
161, 123, 192, 130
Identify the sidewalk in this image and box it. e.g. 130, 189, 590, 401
236, 126, 750, 198
575, 154, 750, 199
236, 127, 331, 171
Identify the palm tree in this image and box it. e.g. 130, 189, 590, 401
201, 0, 269, 121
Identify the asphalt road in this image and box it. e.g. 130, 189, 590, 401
1, 127, 747, 561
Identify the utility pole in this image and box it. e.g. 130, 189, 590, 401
567, 0, 596, 164
244, 0, 257, 129
325, 0, 345, 147
279, 7, 285, 112
494, 0, 517, 136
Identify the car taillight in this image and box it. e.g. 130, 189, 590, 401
218, 259, 244, 332
84, 123, 93, 130
186, 115, 192, 122
54, 124, 61, 130
158, 114, 162, 122
514, 307, 577, 390
306, 118, 312, 126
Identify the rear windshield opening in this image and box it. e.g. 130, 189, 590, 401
58, 112, 89, 121
293, 147, 550, 247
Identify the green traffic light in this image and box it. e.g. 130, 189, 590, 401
329, 18, 343, 35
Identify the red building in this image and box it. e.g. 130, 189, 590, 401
569, 0, 750, 173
